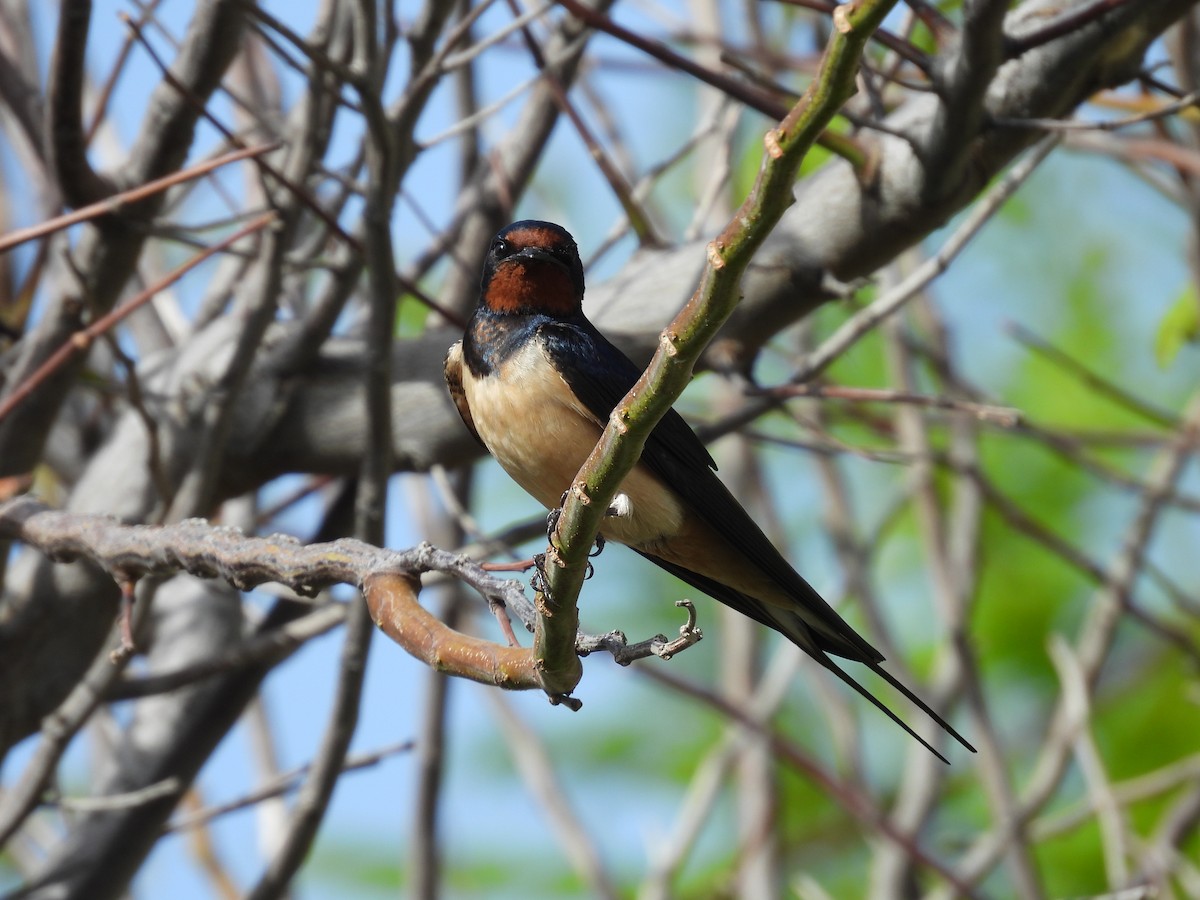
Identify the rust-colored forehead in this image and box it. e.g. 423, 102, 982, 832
500, 224, 573, 251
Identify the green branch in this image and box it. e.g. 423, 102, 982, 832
533, 0, 899, 697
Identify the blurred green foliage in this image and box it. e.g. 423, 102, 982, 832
1156, 285, 1200, 368
332, 93, 1200, 900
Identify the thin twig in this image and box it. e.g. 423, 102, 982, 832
754, 382, 1022, 425
52, 776, 183, 813
1006, 320, 1179, 429
0, 212, 276, 425
1005, 0, 1142, 57
506, 0, 661, 246
639, 665, 983, 897
993, 90, 1200, 132
165, 741, 415, 833
0, 143, 276, 255
796, 134, 1060, 382
487, 693, 621, 899
939, 396, 1200, 895
0, 582, 153, 847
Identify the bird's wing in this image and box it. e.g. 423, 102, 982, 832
536, 320, 717, 473
540, 320, 974, 758
540, 319, 975, 760
443, 341, 484, 446
538, 319, 881, 664
544, 321, 892, 667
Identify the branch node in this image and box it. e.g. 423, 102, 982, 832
578, 630, 626, 658
547, 692, 582, 711
763, 129, 784, 160
661, 330, 682, 357
608, 408, 632, 434
833, 4, 853, 35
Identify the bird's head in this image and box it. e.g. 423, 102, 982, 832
479, 220, 585, 317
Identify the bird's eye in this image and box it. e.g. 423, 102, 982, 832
491, 237, 510, 257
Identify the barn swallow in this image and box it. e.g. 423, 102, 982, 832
444, 220, 975, 762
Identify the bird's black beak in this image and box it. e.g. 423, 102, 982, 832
513, 246, 569, 272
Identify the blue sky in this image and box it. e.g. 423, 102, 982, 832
2, 2, 1198, 896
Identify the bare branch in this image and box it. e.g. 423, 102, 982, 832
46, 0, 117, 206
165, 740, 415, 833
0, 212, 276, 427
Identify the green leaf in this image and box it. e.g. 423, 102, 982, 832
1154, 285, 1200, 368
395, 293, 431, 338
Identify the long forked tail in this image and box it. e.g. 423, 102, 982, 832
632, 551, 976, 761
817, 652, 977, 764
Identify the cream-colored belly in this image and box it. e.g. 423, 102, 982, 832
463, 341, 685, 548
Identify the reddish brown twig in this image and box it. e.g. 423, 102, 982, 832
506, 0, 661, 247
110, 578, 140, 664
0, 143, 277, 255
754, 382, 1022, 426
0, 212, 277, 424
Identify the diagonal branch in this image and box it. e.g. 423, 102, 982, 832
535, 0, 901, 694
46, 0, 118, 206
0, 212, 277, 427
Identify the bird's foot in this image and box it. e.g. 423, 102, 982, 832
531, 547, 594, 595
546, 491, 610, 560
530, 552, 548, 596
